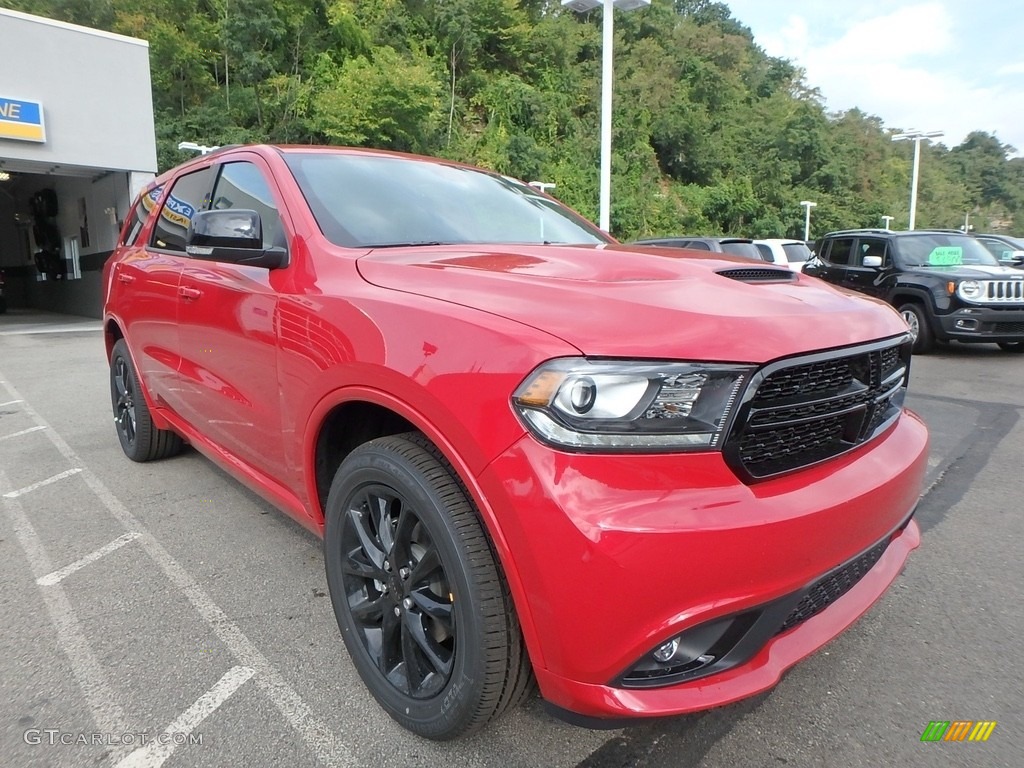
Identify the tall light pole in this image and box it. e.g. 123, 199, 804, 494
800, 200, 816, 241
178, 141, 218, 155
881, 215, 894, 230
563, 0, 651, 233
892, 130, 943, 231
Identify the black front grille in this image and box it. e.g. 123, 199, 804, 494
717, 268, 796, 283
776, 536, 891, 634
724, 338, 910, 479
993, 321, 1024, 334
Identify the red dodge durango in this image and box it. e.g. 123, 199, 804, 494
103, 145, 928, 739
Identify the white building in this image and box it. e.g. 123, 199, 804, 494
0, 8, 157, 316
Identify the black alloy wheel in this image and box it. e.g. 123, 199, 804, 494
109, 339, 182, 461
324, 434, 533, 740
342, 481, 456, 699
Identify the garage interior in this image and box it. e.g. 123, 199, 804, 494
0, 8, 157, 319
0, 162, 136, 317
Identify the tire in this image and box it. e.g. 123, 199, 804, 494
324, 433, 532, 740
898, 302, 934, 354
998, 342, 1024, 353
109, 339, 183, 461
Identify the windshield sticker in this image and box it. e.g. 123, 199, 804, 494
928, 246, 963, 266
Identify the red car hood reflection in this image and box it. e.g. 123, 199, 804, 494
356, 243, 908, 362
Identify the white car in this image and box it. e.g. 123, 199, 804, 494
754, 239, 814, 271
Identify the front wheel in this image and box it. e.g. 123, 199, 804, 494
109, 339, 182, 461
998, 341, 1024, 353
324, 434, 532, 740
898, 303, 934, 354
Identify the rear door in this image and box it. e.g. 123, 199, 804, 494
805, 237, 853, 286
174, 156, 290, 478
114, 168, 215, 411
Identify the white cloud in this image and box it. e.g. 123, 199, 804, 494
996, 62, 1024, 76
752, 2, 1024, 152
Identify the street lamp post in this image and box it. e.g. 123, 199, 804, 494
800, 200, 816, 241
178, 141, 218, 155
562, 0, 650, 233
881, 215, 894, 230
891, 130, 943, 231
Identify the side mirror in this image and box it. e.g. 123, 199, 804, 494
186, 209, 287, 269
862, 255, 883, 268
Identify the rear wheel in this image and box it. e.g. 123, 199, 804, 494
109, 339, 182, 461
998, 342, 1024, 352
898, 303, 934, 354
324, 433, 532, 740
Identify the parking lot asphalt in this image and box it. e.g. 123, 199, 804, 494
1, 309, 1021, 768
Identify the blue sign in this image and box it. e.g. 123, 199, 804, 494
0, 96, 46, 142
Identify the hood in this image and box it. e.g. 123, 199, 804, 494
356, 244, 909, 362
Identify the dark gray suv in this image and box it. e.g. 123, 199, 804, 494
632, 237, 765, 261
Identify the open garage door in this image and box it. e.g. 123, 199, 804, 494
0, 161, 148, 318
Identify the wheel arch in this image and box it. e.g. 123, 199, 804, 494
104, 317, 125, 361
305, 387, 545, 670
890, 289, 941, 336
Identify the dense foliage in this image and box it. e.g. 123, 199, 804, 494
8, 0, 1024, 238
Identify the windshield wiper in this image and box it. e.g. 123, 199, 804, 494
363, 241, 449, 248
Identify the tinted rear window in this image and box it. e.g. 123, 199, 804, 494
781, 242, 811, 262
719, 242, 762, 260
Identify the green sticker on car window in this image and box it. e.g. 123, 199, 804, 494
928, 246, 963, 266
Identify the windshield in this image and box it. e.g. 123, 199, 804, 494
282, 152, 609, 248
893, 234, 1000, 268
781, 242, 812, 262
719, 241, 763, 260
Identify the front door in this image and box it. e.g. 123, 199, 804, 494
175, 157, 289, 479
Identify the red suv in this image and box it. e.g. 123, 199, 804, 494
103, 145, 928, 739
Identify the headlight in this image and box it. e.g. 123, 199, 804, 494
957, 280, 984, 301
512, 358, 753, 451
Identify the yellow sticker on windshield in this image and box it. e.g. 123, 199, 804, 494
928, 246, 963, 266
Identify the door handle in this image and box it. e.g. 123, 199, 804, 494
178, 286, 203, 300
117, 273, 135, 284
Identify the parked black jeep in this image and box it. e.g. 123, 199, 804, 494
804, 229, 1024, 353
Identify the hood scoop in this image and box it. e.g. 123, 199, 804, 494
717, 267, 796, 283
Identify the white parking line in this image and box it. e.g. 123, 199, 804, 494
0, 398, 24, 406
0, 376, 354, 767
0, 468, 129, 735
2, 467, 82, 498
0, 425, 47, 441
37, 531, 143, 587
114, 666, 255, 768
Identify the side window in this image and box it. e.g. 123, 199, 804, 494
978, 238, 1008, 260
826, 238, 854, 266
755, 243, 773, 262
855, 238, 888, 266
684, 240, 711, 251
210, 161, 283, 249
150, 168, 216, 252
122, 184, 163, 246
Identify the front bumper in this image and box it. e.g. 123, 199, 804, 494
936, 306, 1024, 342
477, 409, 928, 721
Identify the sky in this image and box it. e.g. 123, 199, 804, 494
723, 0, 1024, 154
